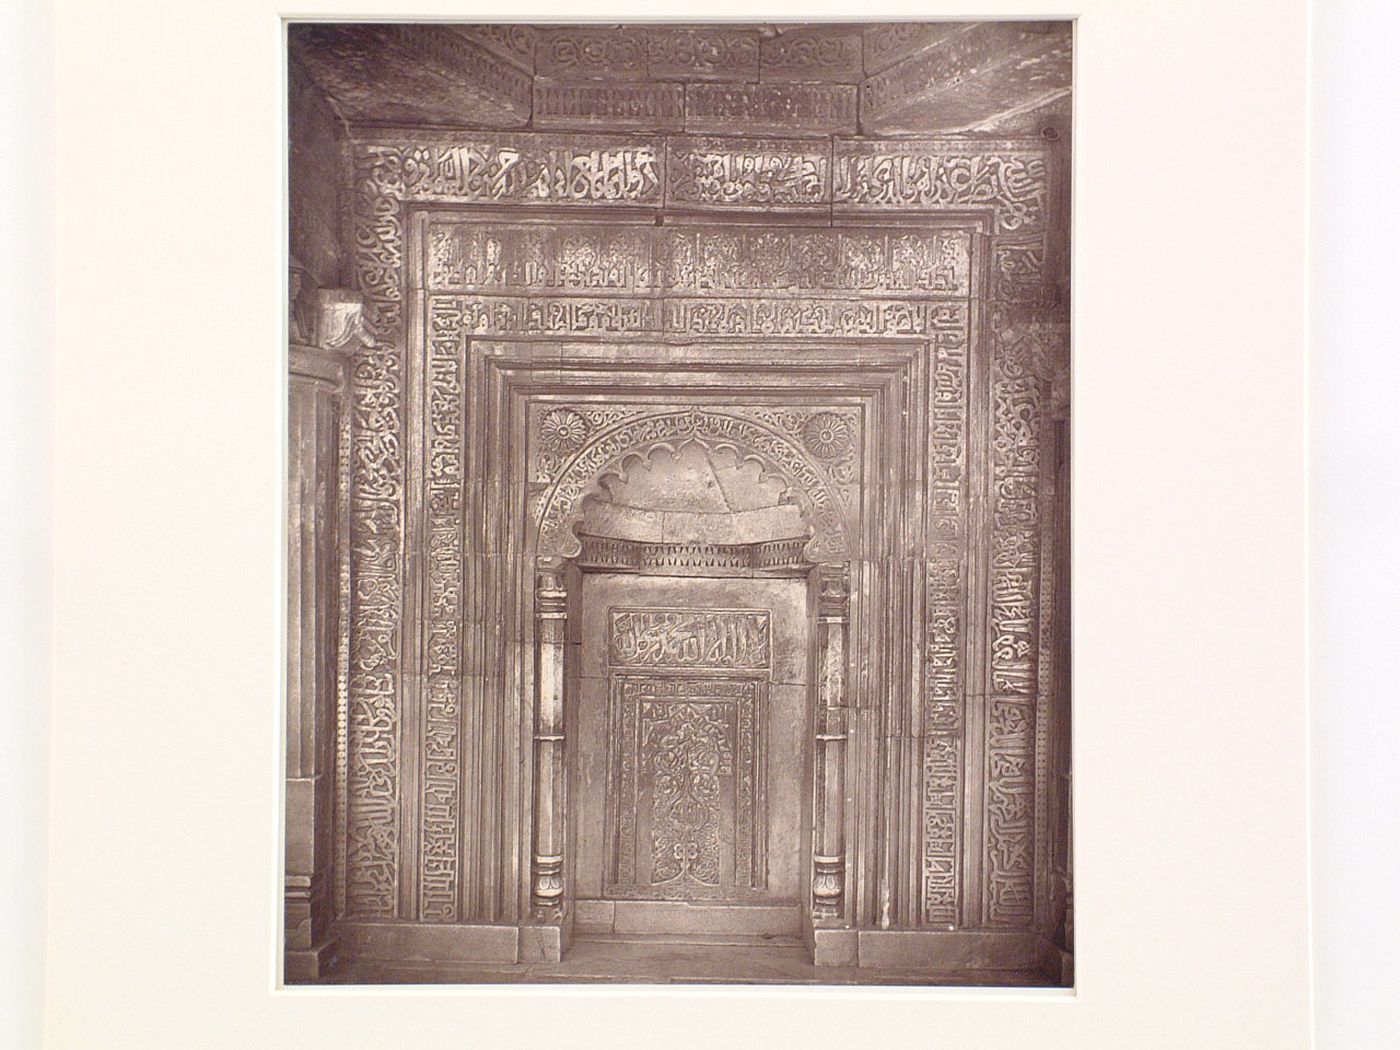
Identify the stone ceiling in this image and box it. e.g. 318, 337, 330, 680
289, 21, 1072, 137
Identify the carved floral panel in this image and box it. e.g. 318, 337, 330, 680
605, 674, 765, 901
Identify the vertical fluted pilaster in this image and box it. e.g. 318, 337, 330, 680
531, 558, 568, 924
813, 564, 851, 925
285, 281, 368, 979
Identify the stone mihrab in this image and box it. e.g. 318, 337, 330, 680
285, 20, 1071, 986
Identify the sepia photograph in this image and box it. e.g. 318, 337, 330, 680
284, 19, 1074, 987
25, 0, 1347, 1045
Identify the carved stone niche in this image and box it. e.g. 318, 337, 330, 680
522, 405, 856, 961
574, 440, 814, 575
285, 282, 369, 980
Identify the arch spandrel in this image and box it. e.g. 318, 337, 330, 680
533, 408, 854, 563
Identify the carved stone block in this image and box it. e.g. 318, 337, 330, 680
685, 83, 859, 135
290, 24, 532, 126
666, 137, 831, 207
536, 28, 650, 79
832, 138, 1049, 232
356, 135, 664, 205
536, 25, 760, 81
534, 81, 685, 131
643, 26, 761, 80
861, 22, 969, 75
862, 23, 1072, 133
759, 26, 864, 83
451, 24, 536, 73
605, 675, 765, 899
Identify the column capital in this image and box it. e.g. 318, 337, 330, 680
290, 286, 372, 384
817, 562, 851, 621
313, 289, 373, 354
535, 556, 568, 604
291, 255, 373, 358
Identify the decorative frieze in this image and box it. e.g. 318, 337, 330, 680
536, 26, 760, 80
645, 26, 761, 80
833, 139, 1049, 233
686, 84, 859, 135
577, 535, 812, 575
419, 298, 465, 921
609, 608, 771, 669
985, 698, 1035, 925
358, 133, 1049, 228
662, 227, 971, 295
452, 24, 535, 72
429, 295, 661, 337
344, 149, 406, 919
989, 417, 1040, 697
425, 292, 968, 340
354, 137, 663, 205
983, 304, 1049, 928
667, 137, 830, 207
922, 266, 968, 926
426, 224, 657, 293
863, 23, 1027, 117
922, 734, 959, 925
861, 22, 967, 75
537, 29, 649, 79
760, 26, 863, 83
425, 222, 973, 299
534, 81, 685, 131
993, 236, 1049, 305
663, 298, 967, 338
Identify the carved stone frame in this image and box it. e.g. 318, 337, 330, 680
334, 131, 1069, 973
457, 334, 927, 958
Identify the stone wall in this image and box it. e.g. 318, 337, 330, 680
289, 55, 345, 290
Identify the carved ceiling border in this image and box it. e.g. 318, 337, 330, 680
348, 131, 1052, 223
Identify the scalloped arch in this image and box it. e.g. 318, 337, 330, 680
536, 409, 851, 562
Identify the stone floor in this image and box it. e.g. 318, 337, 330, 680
317, 933, 1055, 987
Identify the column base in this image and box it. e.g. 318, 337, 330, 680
812, 927, 858, 967
1043, 944, 1074, 986
284, 935, 339, 982
519, 923, 567, 963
